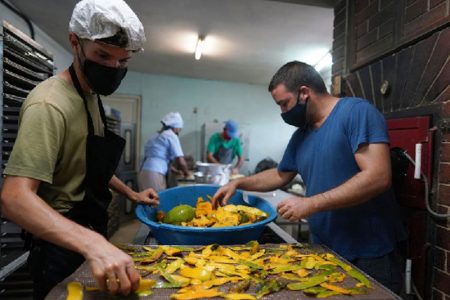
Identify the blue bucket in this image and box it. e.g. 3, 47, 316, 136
135, 185, 277, 245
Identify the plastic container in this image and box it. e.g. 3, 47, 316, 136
135, 185, 277, 245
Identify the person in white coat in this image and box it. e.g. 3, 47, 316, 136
139, 112, 190, 191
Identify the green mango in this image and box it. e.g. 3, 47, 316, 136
162, 205, 195, 224
239, 212, 249, 223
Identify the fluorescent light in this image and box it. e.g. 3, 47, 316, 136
314, 52, 332, 72
195, 36, 205, 60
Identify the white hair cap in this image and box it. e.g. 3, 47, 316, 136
162, 112, 183, 129
69, 0, 146, 51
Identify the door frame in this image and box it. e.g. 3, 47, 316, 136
103, 94, 142, 171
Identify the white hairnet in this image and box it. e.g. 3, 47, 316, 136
161, 112, 183, 129
69, 0, 146, 51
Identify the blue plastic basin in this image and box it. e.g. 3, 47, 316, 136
135, 185, 277, 245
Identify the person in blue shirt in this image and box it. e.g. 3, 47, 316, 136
207, 120, 244, 174
213, 61, 406, 293
139, 112, 190, 192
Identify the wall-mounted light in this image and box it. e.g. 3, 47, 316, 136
195, 35, 205, 60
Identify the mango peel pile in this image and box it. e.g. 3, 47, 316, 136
158, 197, 268, 227
67, 241, 373, 299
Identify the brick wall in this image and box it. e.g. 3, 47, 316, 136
332, 0, 347, 77
402, 0, 450, 43
353, 0, 397, 68
435, 102, 450, 298
342, 0, 450, 70
337, 26, 450, 112
332, 0, 450, 298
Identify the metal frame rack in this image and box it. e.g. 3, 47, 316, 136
0, 21, 53, 285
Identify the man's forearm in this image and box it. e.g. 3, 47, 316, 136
207, 153, 219, 163
310, 143, 392, 212
310, 170, 391, 213
1, 178, 107, 258
234, 156, 244, 170
175, 157, 190, 176
235, 168, 294, 192
109, 175, 136, 199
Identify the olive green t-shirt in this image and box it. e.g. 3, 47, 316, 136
4, 75, 104, 213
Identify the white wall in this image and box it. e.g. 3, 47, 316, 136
116, 72, 296, 175
0, 2, 72, 72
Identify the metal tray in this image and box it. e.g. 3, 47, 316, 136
2, 123, 19, 132
46, 244, 401, 300
4, 69, 39, 90
3, 33, 53, 71
4, 47, 52, 74
4, 93, 27, 105
4, 81, 31, 97
2, 105, 21, 114
4, 57, 49, 81
2, 115, 19, 123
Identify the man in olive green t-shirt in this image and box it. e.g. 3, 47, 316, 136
5, 75, 104, 212
0, 1, 159, 298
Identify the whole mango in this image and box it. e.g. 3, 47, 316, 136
162, 205, 196, 225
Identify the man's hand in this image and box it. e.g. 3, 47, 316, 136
109, 176, 159, 206
132, 188, 159, 206
84, 238, 140, 295
277, 196, 317, 222
1, 176, 143, 296
212, 181, 238, 208
170, 168, 183, 175
183, 170, 193, 178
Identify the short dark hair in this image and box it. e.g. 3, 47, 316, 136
268, 61, 327, 94
97, 27, 128, 48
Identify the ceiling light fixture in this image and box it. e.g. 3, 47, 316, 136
195, 35, 205, 60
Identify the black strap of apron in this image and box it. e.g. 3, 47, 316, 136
68, 64, 108, 134
97, 95, 108, 131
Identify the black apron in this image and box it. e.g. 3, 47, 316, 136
65, 65, 125, 236
28, 65, 125, 300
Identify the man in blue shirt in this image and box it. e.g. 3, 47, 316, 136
213, 61, 405, 293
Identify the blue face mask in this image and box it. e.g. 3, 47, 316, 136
281, 93, 308, 128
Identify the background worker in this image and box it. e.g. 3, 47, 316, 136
207, 119, 244, 174
139, 112, 191, 192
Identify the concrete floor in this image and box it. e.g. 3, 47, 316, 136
109, 218, 142, 244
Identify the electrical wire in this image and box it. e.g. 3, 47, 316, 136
402, 151, 450, 219
411, 280, 425, 300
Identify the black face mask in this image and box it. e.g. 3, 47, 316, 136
78, 43, 128, 96
281, 92, 308, 128
83, 60, 127, 96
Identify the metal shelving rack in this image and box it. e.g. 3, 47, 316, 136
0, 21, 54, 286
